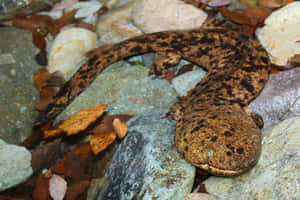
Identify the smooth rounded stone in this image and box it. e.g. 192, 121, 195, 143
249, 67, 300, 129
47, 28, 97, 80
56, 65, 177, 122
256, 2, 300, 65
0, 27, 40, 144
203, 117, 300, 200
132, 0, 207, 33
96, 111, 195, 200
0, 139, 33, 191
172, 69, 207, 96
183, 193, 217, 200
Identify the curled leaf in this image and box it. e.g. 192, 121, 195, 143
219, 7, 253, 26
112, 118, 128, 139
90, 131, 116, 155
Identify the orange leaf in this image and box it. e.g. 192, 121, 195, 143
112, 118, 128, 139
12, 16, 38, 30
33, 67, 52, 92
90, 131, 116, 155
42, 104, 108, 138
219, 7, 253, 26
61, 104, 108, 136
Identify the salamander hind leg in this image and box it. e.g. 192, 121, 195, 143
149, 51, 181, 79
244, 107, 264, 129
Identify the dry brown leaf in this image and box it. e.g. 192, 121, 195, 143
257, 0, 283, 8
51, 143, 93, 179
35, 87, 57, 111
219, 6, 253, 26
241, 8, 271, 26
90, 131, 117, 155
92, 115, 133, 133
112, 118, 128, 139
33, 68, 52, 92
66, 180, 90, 200
60, 104, 108, 136
32, 175, 50, 200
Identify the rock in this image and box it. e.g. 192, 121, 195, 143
199, 0, 231, 7
98, 0, 134, 9
96, 111, 195, 200
256, 2, 300, 65
249, 67, 300, 129
203, 117, 300, 200
56, 65, 177, 123
172, 68, 206, 96
0, 27, 40, 144
183, 193, 217, 200
40, 0, 103, 24
96, 0, 142, 44
132, 0, 207, 33
0, 139, 33, 191
47, 28, 97, 80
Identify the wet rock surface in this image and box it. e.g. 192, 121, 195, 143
0, 27, 39, 144
56, 64, 178, 123
96, 111, 195, 200
0, 139, 33, 191
203, 117, 300, 200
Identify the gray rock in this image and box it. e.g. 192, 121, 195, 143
96, 111, 195, 200
203, 117, 300, 200
56, 64, 178, 122
172, 69, 206, 96
0, 139, 33, 191
249, 67, 300, 129
0, 27, 39, 144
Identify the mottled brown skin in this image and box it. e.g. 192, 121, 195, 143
35, 21, 270, 176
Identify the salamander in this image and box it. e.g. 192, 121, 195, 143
35, 21, 270, 176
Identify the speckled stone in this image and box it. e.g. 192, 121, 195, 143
0, 139, 33, 191
183, 193, 217, 200
56, 64, 177, 123
0, 27, 40, 144
96, 111, 195, 200
203, 117, 300, 200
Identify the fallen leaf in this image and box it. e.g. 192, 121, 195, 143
241, 8, 271, 26
66, 180, 90, 200
51, 143, 93, 180
35, 87, 57, 111
42, 104, 108, 138
257, 0, 283, 8
31, 138, 62, 173
289, 54, 300, 67
112, 118, 128, 139
32, 30, 46, 51
91, 115, 132, 134
49, 175, 67, 200
54, 9, 78, 32
175, 63, 194, 77
59, 104, 108, 136
33, 68, 52, 92
219, 7, 253, 26
90, 131, 116, 155
32, 175, 50, 200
